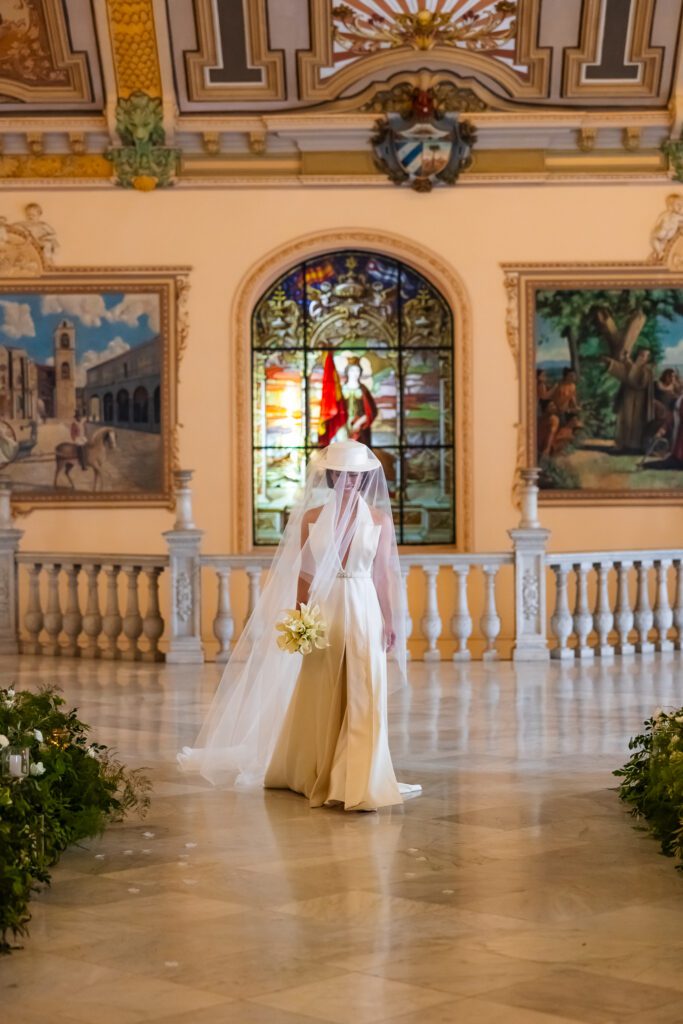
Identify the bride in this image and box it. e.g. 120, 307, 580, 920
179, 440, 420, 811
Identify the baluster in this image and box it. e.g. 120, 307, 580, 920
81, 564, 102, 659
573, 561, 594, 659
23, 562, 44, 654
43, 563, 63, 656
101, 564, 122, 660
213, 568, 234, 663
141, 566, 164, 662
654, 559, 674, 653
401, 565, 412, 662
480, 564, 501, 661
634, 559, 654, 654
62, 563, 82, 657
593, 560, 614, 658
451, 565, 472, 662
673, 559, 683, 650
550, 564, 574, 660
121, 564, 143, 661
421, 565, 442, 662
614, 560, 635, 655
245, 565, 262, 624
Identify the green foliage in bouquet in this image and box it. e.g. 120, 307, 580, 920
614, 707, 683, 865
0, 685, 151, 952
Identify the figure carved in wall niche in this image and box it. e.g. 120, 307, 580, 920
11, 203, 59, 264
650, 194, 683, 262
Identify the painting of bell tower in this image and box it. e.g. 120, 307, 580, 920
54, 318, 76, 420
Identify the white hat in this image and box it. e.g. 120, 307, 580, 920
320, 440, 379, 472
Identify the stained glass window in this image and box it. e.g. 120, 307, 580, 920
252, 250, 455, 545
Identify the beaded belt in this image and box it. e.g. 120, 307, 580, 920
336, 571, 372, 579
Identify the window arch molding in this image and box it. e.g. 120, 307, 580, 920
232, 229, 472, 552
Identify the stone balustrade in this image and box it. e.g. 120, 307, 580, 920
546, 552, 683, 660
3, 468, 683, 665
14, 554, 167, 661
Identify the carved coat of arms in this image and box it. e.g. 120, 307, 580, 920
372, 88, 476, 192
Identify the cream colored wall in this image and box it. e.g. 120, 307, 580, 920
10, 181, 678, 562
6, 183, 681, 657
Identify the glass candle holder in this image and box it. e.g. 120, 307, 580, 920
1, 745, 30, 779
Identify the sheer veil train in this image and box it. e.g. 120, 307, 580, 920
178, 441, 419, 807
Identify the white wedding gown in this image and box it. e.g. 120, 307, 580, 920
264, 498, 411, 811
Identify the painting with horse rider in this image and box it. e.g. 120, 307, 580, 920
0, 282, 176, 506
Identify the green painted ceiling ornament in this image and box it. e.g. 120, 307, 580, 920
106, 91, 180, 190
663, 136, 683, 184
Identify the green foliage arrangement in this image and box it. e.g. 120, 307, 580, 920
614, 707, 683, 866
0, 684, 151, 953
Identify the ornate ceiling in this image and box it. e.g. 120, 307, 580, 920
0, 0, 681, 185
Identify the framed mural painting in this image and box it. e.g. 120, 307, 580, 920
0, 205, 188, 510
506, 196, 683, 505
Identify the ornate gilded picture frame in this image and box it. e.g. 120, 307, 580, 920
0, 206, 188, 511
505, 195, 683, 506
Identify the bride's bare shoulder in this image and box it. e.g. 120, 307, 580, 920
302, 505, 325, 527
370, 507, 393, 529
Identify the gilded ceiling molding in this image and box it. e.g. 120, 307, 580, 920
0, 155, 111, 180
298, 0, 550, 104
184, 0, 285, 103
563, 0, 662, 100
231, 229, 473, 553
331, 70, 519, 113
0, 0, 92, 104
105, 0, 163, 98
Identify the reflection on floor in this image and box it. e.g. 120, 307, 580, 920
1, 655, 683, 1024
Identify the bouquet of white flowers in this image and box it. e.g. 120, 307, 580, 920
275, 603, 328, 655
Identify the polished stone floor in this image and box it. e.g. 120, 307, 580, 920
2, 654, 683, 1024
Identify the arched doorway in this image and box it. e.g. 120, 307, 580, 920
133, 386, 149, 424
103, 392, 114, 423
116, 389, 130, 423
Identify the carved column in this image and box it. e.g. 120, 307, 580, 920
101, 564, 122, 660
480, 564, 502, 661
141, 566, 164, 662
81, 564, 102, 659
573, 562, 594, 659
634, 559, 654, 654
0, 481, 23, 655
550, 565, 574, 661
421, 565, 442, 662
164, 468, 204, 663
654, 559, 674, 654
213, 568, 234, 663
509, 468, 550, 662
43, 564, 63, 657
451, 565, 472, 662
121, 564, 143, 661
593, 560, 615, 658
62, 563, 83, 657
23, 563, 43, 655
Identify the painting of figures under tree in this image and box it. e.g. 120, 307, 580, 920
0, 280, 178, 507
252, 250, 455, 545
533, 284, 683, 500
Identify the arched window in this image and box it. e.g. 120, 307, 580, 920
60, 362, 70, 380
252, 249, 454, 546
103, 393, 114, 423
60, 332, 70, 349
116, 389, 130, 423
153, 386, 161, 425
133, 386, 149, 423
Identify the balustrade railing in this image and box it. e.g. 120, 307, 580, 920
2, 469, 683, 665
14, 554, 167, 661
546, 552, 683, 660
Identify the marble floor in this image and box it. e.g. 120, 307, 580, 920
2, 655, 683, 1024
